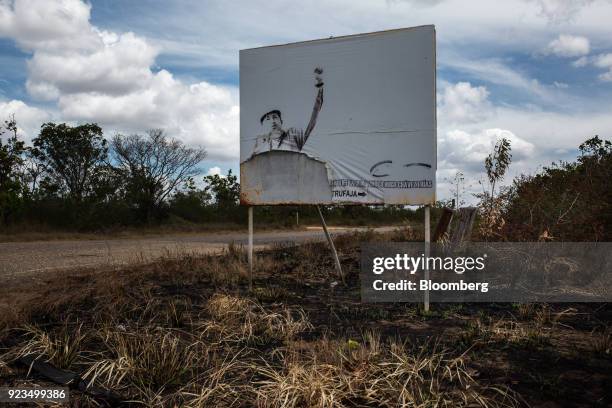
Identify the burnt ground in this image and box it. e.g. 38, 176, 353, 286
0, 232, 610, 407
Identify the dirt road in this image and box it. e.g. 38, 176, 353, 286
0, 227, 392, 277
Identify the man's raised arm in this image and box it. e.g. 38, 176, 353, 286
295, 67, 324, 150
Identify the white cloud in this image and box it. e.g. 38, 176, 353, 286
436, 83, 537, 181
26, 31, 158, 99
206, 166, 223, 176
593, 53, 612, 67
1, 0, 612, 181
0, 99, 51, 140
124, 0, 612, 74
593, 53, 612, 81
489, 108, 612, 154
439, 128, 534, 173
599, 71, 612, 82
572, 55, 590, 67
0, 0, 239, 161
439, 54, 560, 104
570, 52, 612, 82
0, 0, 98, 52
436, 127, 536, 202
546, 34, 590, 57
435, 78, 612, 201
529, 0, 594, 25
438, 82, 491, 124
57, 70, 239, 159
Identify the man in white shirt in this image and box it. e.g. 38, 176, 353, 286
252, 67, 324, 156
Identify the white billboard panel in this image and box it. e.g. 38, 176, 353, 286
240, 25, 436, 205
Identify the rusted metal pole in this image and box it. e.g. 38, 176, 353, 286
316, 205, 344, 283
424, 205, 431, 311
248, 206, 253, 291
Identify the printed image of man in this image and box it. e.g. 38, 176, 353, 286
252, 67, 324, 156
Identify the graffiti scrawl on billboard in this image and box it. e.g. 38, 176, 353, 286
240, 25, 436, 205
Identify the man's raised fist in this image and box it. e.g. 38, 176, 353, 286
314, 67, 324, 88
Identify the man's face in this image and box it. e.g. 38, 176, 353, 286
263, 112, 282, 132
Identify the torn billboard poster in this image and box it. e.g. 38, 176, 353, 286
239, 25, 436, 205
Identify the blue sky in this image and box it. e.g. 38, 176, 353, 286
1, 0, 612, 200
0, 38, 28, 99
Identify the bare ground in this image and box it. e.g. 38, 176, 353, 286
0, 226, 394, 278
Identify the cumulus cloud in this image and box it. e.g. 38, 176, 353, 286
436, 126, 537, 201
26, 31, 158, 99
0, 0, 97, 51
0, 0, 239, 160
545, 34, 590, 57
57, 71, 239, 159
436, 82, 538, 198
439, 128, 534, 173
438, 82, 491, 124
434, 78, 612, 202
0, 99, 51, 139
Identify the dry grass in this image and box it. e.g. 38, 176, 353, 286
515, 303, 537, 320
254, 334, 517, 408
85, 327, 197, 391
2, 292, 519, 407
0, 231, 608, 407
590, 326, 611, 356
201, 294, 312, 346
12, 321, 88, 369
0, 358, 14, 377
3, 290, 316, 406
458, 315, 554, 350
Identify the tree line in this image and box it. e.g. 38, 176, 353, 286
5, 116, 606, 237
0, 118, 417, 231
0, 118, 220, 228
499, 136, 611, 241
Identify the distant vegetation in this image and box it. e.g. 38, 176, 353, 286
500, 136, 611, 241
0, 118, 417, 232
0, 118, 208, 230
1, 116, 609, 237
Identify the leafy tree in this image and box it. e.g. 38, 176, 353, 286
31, 123, 108, 203
579, 135, 611, 159
203, 169, 240, 208
501, 136, 611, 241
0, 116, 27, 225
476, 137, 512, 239
168, 177, 213, 223
112, 129, 207, 222
21, 151, 46, 199
484, 137, 512, 200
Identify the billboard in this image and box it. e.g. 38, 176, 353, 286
240, 25, 436, 205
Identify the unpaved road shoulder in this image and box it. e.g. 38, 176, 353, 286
0, 227, 393, 277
